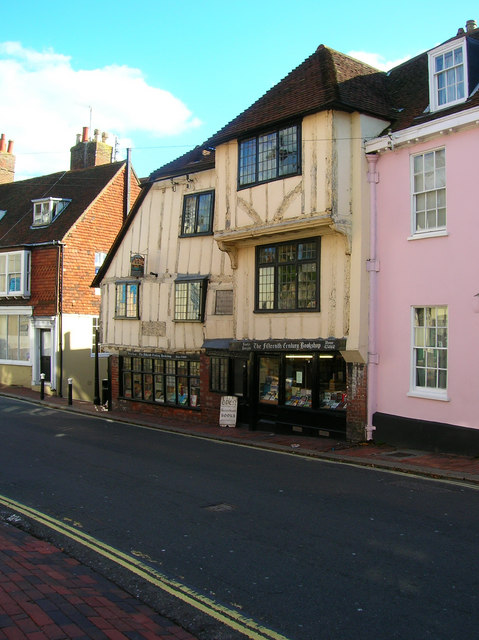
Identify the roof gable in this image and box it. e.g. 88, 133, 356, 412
0, 161, 126, 248
207, 46, 391, 147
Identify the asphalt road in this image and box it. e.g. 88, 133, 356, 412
0, 395, 478, 640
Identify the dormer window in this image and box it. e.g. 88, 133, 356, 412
428, 39, 467, 112
32, 198, 70, 226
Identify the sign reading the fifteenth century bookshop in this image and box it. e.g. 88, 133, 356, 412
219, 396, 238, 428
229, 338, 346, 352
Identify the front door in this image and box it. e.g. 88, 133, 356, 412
39, 329, 51, 382
232, 357, 250, 427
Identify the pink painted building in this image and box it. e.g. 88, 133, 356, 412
365, 20, 479, 453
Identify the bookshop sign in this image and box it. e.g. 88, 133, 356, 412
229, 338, 346, 352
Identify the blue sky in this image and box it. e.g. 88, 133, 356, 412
2, 1, 478, 179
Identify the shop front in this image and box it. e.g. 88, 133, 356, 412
206, 338, 348, 437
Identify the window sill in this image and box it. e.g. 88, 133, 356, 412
120, 395, 201, 410
407, 390, 450, 402
0, 359, 30, 366
237, 170, 302, 191
408, 230, 448, 241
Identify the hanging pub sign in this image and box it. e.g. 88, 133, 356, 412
130, 253, 145, 277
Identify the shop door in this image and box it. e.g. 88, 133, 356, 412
232, 357, 249, 426
39, 329, 51, 382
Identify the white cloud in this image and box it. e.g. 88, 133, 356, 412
348, 50, 412, 71
0, 42, 201, 179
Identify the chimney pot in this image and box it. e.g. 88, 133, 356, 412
82, 126, 89, 143
466, 19, 477, 32
7, 140, 13, 154
0, 134, 5, 152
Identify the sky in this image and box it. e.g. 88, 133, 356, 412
2, 1, 478, 180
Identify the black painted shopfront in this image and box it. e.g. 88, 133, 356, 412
206, 338, 347, 438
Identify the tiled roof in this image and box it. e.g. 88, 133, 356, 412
147, 45, 391, 182
386, 29, 479, 132
0, 162, 126, 249
207, 45, 391, 147
148, 27, 479, 179
148, 146, 215, 182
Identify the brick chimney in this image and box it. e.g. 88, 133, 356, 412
466, 19, 477, 33
0, 134, 15, 184
70, 126, 113, 170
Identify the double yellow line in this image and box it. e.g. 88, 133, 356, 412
0, 494, 290, 640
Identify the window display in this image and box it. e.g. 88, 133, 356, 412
319, 354, 347, 410
284, 355, 313, 408
259, 356, 280, 404
120, 355, 200, 408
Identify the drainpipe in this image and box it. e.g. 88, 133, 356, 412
124, 148, 131, 221
366, 154, 379, 440
56, 241, 65, 397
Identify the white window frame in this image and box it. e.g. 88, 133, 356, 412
32, 198, 71, 227
408, 306, 449, 401
0, 306, 32, 365
91, 316, 108, 357
0, 250, 31, 298
428, 39, 467, 113
410, 147, 446, 238
94, 252, 107, 295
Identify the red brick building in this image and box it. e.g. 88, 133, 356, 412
0, 128, 141, 401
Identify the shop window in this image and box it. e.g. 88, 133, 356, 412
318, 353, 347, 410
256, 239, 320, 312
120, 355, 200, 408
0, 313, 30, 362
258, 356, 280, 404
284, 355, 313, 408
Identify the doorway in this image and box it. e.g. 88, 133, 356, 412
39, 329, 51, 382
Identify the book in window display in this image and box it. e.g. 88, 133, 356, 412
144, 374, 153, 401
321, 391, 347, 410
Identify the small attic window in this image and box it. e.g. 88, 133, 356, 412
0, 211, 6, 221
32, 198, 71, 227
428, 38, 467, 112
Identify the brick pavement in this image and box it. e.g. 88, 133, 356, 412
0, 520, 198, 640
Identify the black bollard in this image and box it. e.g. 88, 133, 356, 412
40, 373, 45, 400
68, 378, 73, 405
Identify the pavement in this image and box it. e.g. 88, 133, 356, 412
1, 382, 479, 639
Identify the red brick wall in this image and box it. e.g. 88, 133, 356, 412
30, 246, 59, 316
200, 353, 222, 424
346, 362, 367, 442
62, 167, 141, 315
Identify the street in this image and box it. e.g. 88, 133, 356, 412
0, 395, 478, 640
